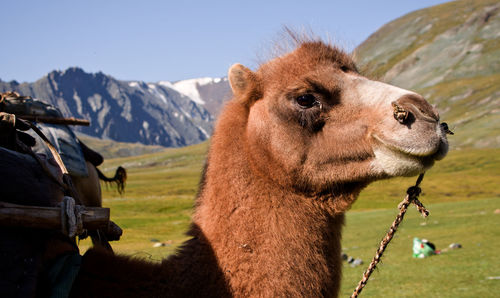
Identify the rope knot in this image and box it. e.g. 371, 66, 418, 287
406, 185, 421, 199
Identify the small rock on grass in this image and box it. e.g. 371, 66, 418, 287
152, 240, 173, 247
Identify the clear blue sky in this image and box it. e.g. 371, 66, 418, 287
1, 0, 451, 83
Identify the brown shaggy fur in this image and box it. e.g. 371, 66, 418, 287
70, 40, 446, 297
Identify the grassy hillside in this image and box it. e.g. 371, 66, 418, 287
355, 0, 500, 81
80, 142, 208, 257
354, 0, 500, 149
77, 134, 165, 159
76, 144, 500, 296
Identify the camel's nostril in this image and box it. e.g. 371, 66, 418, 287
392, 102, 410, 124
393, 94, 439, 122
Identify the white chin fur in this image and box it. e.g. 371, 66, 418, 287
371, 147, 431, 177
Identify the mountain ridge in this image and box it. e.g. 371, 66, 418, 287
0, 67, 231, 147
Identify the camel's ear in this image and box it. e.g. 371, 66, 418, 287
228, 64, 260, 101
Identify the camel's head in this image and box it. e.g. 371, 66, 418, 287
228, 41, 448, 194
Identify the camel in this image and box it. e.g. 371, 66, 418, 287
0, 119, 125, 297
71, 140, 126, 244
69, 39, 449, 298
72, 140, 127, 208
0, 95, 126, 296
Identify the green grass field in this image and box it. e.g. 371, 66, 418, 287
341, 197, 499, 297
81, 144, 499, 296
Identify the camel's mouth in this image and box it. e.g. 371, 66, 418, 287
370, 132, 448, 177
371, 134, 440, 158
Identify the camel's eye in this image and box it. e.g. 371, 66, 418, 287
296, 94, 317, 108
340, 65, 349, 72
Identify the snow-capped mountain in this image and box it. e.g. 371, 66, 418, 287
163, 77, 232, 116
0, 67, 231, 147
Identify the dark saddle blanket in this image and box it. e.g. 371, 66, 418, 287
1, 93, 96, 177
29, 123, 89, 177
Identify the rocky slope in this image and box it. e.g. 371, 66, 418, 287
0, 68, 231, 147
354, 0, 500, 149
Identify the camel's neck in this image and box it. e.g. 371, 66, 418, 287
195, 177, 349, 297
190, 102, 357, 297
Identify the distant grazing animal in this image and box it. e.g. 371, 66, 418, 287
72, 140, 126, 243
70, 38, 448, 297
72, 140, 127, 208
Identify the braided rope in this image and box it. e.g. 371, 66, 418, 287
351, 173, 428, 298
